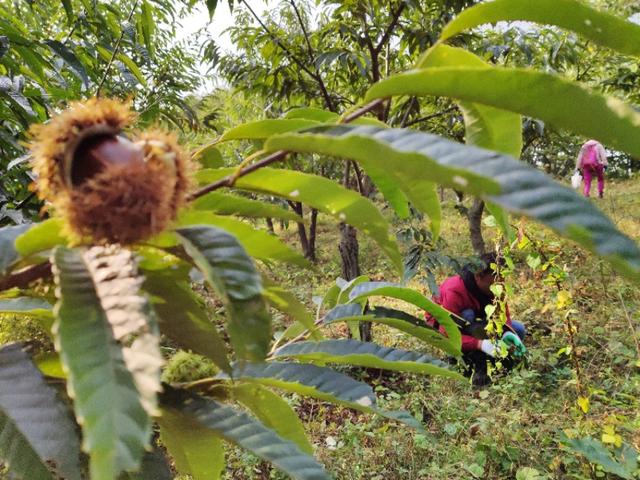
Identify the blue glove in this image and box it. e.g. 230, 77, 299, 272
502, 331, 526, 357
460, 308, 476, 323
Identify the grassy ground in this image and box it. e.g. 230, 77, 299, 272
1, 180, 638, 479
227, 179, 640, 479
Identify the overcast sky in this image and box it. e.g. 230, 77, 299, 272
178, 1, 269, 53
177, 1, 270, 91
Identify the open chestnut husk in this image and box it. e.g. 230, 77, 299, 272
30, 98, 192, 244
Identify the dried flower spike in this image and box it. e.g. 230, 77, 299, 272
30, 98, 192, 244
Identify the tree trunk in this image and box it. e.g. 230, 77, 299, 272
339, 161, 370, 340
467, 198, 486, 255
288, 201, 310, 258
339, 223, 360, 280
338, 222, 371, 340
265, 217, 275, 234
307, 208, 318, 262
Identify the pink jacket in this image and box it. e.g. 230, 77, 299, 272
426, 275, 513, 352
576, 140, 608, 170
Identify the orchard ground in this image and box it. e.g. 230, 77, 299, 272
3, 180, 638, 479
222, 179, 640, 479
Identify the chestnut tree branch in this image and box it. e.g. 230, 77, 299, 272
240, 0, 336, 111
96, 0, 140, 97
0, 262, 52, 292
187, 98, 386, 201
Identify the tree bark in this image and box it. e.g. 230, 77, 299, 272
287, 201, 319, 261
288, 201, 310, 257
467, 198, 486, 255
308, 208, 318, 262
339, 223, 361, 280
265, 217, 275, 234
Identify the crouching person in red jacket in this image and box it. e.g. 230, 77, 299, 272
426, 252, 526, 387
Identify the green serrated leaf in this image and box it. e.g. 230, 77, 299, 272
348, 282, 462, 352
418, 45, 521, 240
142, 268, 231, 373
33, 352, 65, 379
360, 159, 410, 219
440, 0, 640, 58
220, 118, 321, 142
51, 247, 150, 480
192, 191, 303, 222
193, 144, 224, 168
82, 245, 163, 417
336, 275, 370, 305
0, 297, 52, 316
321, 305, 459, 357
230, 361, 375, 407
273, 339, 462, 380
176, 226, 271, 361
196, 168, 403, 274
178, 210, 311, 267
561, 435, 638, 479
284, 107, 339, 122
365, 67, 640, 159
263, 276, 322, 341
0, 297, 54, 332
233, 383, 313, 454
117, 52, 147, 86
227, 362, 424, 431
0, 343, 81, 480
161, 387, 330, 480
140, 0, 155, 57
158, 408, 225, 480
45, 40, 90, 86
265, 125, 640, 284
61, 0, 73, 23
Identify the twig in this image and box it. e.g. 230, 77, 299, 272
62, 18, 80, 47
187, 98, 386, 201
339, 98, 385, 123
287, 0, 335, 112
399, 97, 417, 128
0, 262, 52, 292
288, 0, 314, 63
374, 2, 406, 55
187, 150, 289, 201
403, 106, 458, 128
239, 0, 336, 111
96, 0, 140, 97
269, 316, 324, 355
15, 192, 36, 209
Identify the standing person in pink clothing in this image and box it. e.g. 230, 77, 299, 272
575, 139, 608, 198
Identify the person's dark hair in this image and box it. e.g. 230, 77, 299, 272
467, 252, 505, 275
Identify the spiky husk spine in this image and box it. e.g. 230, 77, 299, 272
30, 98, 193, 244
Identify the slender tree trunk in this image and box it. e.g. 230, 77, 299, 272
467, 198, 486, 255
339, 161, 370, 340
307, 208, 318, 262
288, 201, 310, 258
339, 223, 361, 280
265, 217, 275, 234
339, 221, 370, 340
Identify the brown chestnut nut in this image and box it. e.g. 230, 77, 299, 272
71, 134, 144, 186
30, 98, 192, 244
